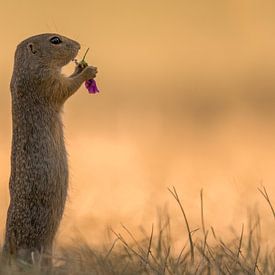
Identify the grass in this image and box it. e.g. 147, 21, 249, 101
0, 186, 274, 274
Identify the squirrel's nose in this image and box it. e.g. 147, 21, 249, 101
75, 42, 81, 50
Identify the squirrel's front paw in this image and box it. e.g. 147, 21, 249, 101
83, 66, 98, 80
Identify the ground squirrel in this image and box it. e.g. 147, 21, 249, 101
3, 33, 97, 263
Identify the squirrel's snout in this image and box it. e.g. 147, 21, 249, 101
75, 42, 81, 50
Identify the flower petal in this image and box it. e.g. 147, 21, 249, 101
85, 79, 100, 94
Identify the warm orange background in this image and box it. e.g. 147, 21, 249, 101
0, 1, 275, 246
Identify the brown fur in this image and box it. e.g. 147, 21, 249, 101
3, 33, 97, 263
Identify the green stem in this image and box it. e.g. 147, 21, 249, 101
81, 48, 90, 62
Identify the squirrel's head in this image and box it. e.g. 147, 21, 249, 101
15, 33, 80, 70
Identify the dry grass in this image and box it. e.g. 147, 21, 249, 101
0, 186, 274, 275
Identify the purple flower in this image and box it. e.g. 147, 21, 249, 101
85, 79, 100, 94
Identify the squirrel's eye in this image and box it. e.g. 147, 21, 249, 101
50, 37, 62, 44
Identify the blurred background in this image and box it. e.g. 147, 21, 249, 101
0, 0, 275, 246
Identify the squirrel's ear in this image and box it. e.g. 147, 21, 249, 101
27, 43, 37, 54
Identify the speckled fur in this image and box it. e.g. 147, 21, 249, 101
3, 33, 97, 263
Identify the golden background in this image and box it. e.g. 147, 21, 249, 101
0, 0, 275, 246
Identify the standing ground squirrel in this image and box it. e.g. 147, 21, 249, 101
3, 33, 97, 263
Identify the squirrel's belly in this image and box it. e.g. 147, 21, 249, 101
6, 133, 69, 248
11, 125, 69, 204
